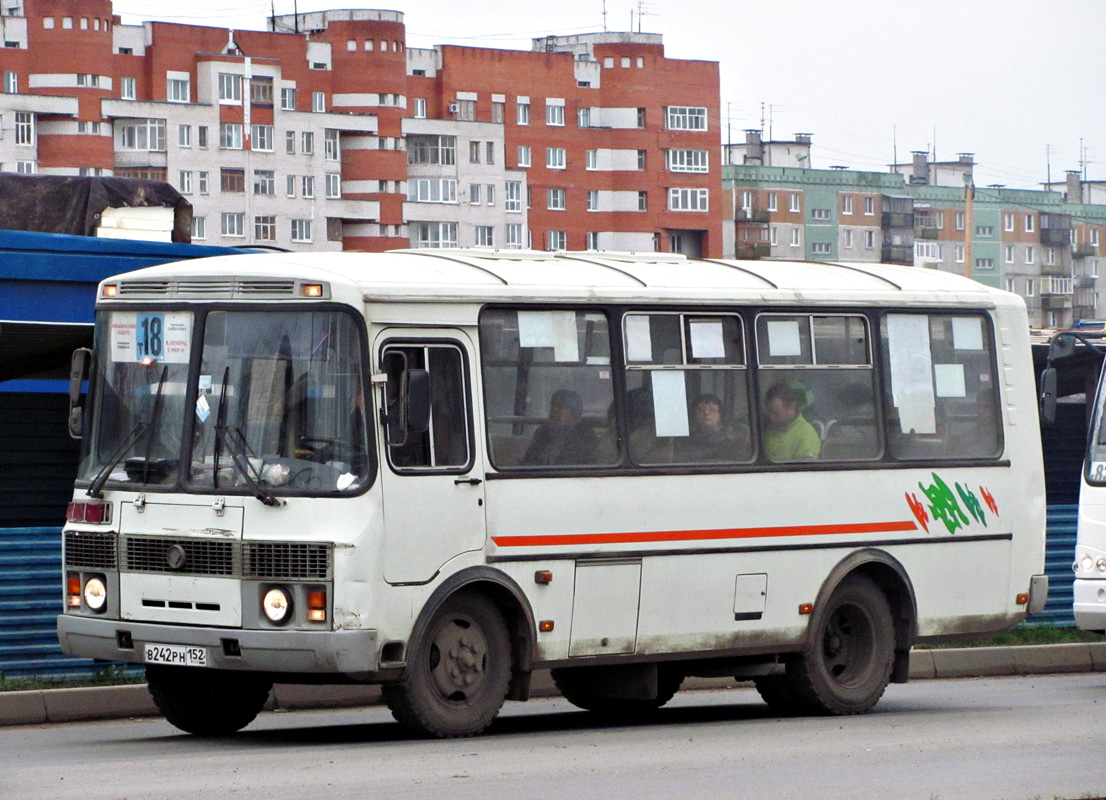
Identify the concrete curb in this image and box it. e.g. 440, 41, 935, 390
3, 644, 1104, 727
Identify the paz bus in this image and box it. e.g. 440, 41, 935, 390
58, 250, 1048, 738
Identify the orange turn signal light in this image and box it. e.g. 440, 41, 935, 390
539, 620, 554, 632
302, 283, 324, 298
306, 589, 327, 622
798, 602, 814, 615
101, 284, 118, 298
1016, 593, 1029, 605
534, 570, 553, 585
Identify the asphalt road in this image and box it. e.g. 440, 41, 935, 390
3, 674, 1104, 800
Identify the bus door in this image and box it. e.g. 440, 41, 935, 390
376, 333, 486, 584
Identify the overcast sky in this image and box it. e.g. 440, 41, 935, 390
113, 0, 1105, 190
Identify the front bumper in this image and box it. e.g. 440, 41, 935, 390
1074, 579, 1106, 632
57, 614, 379, 675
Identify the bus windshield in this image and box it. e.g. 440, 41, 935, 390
78, 308, 371, 495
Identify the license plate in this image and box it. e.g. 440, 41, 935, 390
144, 643, 208, 667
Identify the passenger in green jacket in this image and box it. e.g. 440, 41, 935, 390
762, 382, 821, 461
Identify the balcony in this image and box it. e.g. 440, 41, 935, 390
1040, 261, 1069, 276
1041, 294, 1072, 310
915, 226, 940, 240
881, 211, 914, 229
881, 245, 913, 265
1040, 228, 1071, 246
1076, 275, 1098, 289
1040, 277, 1073, 295
1075, 244, 1098, 258
734, 242, 771, 259
735, 208, 770, 223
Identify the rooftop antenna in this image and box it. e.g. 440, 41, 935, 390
892, 124, 897, 173
1046, 143, 1052, 187
602, 0, 607, 32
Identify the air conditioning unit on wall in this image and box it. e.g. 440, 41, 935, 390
448, 103, 459, 113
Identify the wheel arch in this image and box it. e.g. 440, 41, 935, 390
405, 566, 537, 700
804, 548, 918, 683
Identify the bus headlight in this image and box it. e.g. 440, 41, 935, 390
262, 587, 293, 624
1098, 558, 1106, 573
83, 576, 107, 612
1078, 555, 1095, 572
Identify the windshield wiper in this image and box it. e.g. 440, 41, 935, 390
214, 424, 282, 506
86, 366, 168, 498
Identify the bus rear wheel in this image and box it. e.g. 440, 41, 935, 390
788, 574, 895, 715
551, 664, 684, 719
146, 666, 272, 735
382, 593, 512, 738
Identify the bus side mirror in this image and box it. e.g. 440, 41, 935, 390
404, 369, 431, 433
1048, 332, 1077, 361
68, 348, 92, 439
1039, 367, 1057, 426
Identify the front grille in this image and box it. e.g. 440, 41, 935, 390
237, 279, 297, 296
114, 278, 300, 299
64, 531, 117, 570
244, 542, 332, 580
122, 536, 239, 576
117, 280, 171, 296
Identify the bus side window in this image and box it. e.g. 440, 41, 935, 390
881, 313, 1001, 460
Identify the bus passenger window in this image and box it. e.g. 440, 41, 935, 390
881, 313, 1001, 460
624, 312, 753, 466
479, 308, 616, 469
381, 344, 470, 471
755, 314, 879, 463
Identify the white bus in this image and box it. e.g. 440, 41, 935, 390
1042, 332, 1106, 632
58, 250, 1048, 738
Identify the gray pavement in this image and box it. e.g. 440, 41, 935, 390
3, 641, 1105, 727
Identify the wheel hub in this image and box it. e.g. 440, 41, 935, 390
430, 619, 487, 701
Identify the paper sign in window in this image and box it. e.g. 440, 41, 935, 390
651, 371, 690, 437
934, 363, 967, 398
766, 320, 802, 357
517, 311, 557, 348
951, 317, 984, 351
551, 311, 579, 362
689, 320, 726, 359
625, 315, 653, 362
887, 314, 936, 434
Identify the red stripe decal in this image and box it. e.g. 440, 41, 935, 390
491, 520, 919, 548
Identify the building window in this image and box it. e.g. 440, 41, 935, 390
291, 219, 312, 243
120, 77, 136, 100
411, 222, 458, 249
506, 223, 523, 249
505, 181, 522, 213
545, 100, 565, 126
280, 87, 296, 110
492, 101, 504, 123
586, 231, 600, 251
578, 107, 590, 128
15, 160, 35, 174
13, 111, 33, 145
1026, 279, 1035, 297
1003, 212, 1014, 232
251, 124, 273, 152
1025, 214, 1035, 233
767, 193, 778, 212
866, 231, 877, 250
790, 227, 802, 247
954, 244, 964, 262
414, 97, 426, 118
667, 149, 708, 173
813, 242, 831, 255
586, 190, 599, 212
475, 226, 494, 247
668, 187, 709, 211
167, 77, 189, 103
408, 135, 456, 165
301, 132, 314, 154
285, 130, 295, 154
218, 73, 241, 103
326, 172, 341, 198
118, 118, 165, 151
844, 229, 854, 248
454, 98, 475, 121
286, 175, 296, 197
547, 230, 567, 251
547, 147, 566, 169
486, 185, 495, 206
197, 126, 208, 148
469, 184, 481, 205
517, 99, 530, 125
975, 258, 995, 270
220, 123, 243, 149
864, 197, 874, 215
255, 215, 276, 241
191, 216, 206, 240
1005, 278, 1015, 293
221, 212, 244, 237
1047, 247, 1056, 265
221, 168, 245, 193
636, 107, 646, 128
409, 178, 457, 203
468, 140, 481, 163
2, 71, 16, 94
1005, 245, 1014, 264
975, 225, 994, 237
955, 211, 965, 230
665, 106, 707, 130
1025, 246, 1035, 265
325, 129, 340, 160
302, 176, 315, 198
486, 141, 494, 164
789, 193, 800, 213
638, 191, 648, 211
198, 171, 209, 194
178, 124, 191, 148
548, 188, 566, 211
178, 170, 192, 194
770, 226, 778, 246
517, 145, 530, 168
253, 169, 275, 196
811, 208, 830, 221
312, 92, 325, 112
842, 196, 853, 215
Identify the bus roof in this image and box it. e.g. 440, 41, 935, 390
104, 249, 1014, 308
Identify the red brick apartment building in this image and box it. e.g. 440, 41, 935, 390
0, 0, 721, 255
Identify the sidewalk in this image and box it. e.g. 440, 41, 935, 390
3, 643, 1105, 727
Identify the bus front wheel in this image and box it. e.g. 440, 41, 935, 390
788, 574, 895, 715
382, 593, 512, 738
146, 666, 272, 735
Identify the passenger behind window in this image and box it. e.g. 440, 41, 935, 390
520, 389, 598, 466
675, 393, 750, 463
762, 382, 821, 462
626, 386, 673, 464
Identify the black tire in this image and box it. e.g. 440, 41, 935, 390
145, 666, 272, 735
788, 574, 895, 715
382, 593, 512, 738
753, 673, 804, 716
551, 664, 684, 719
